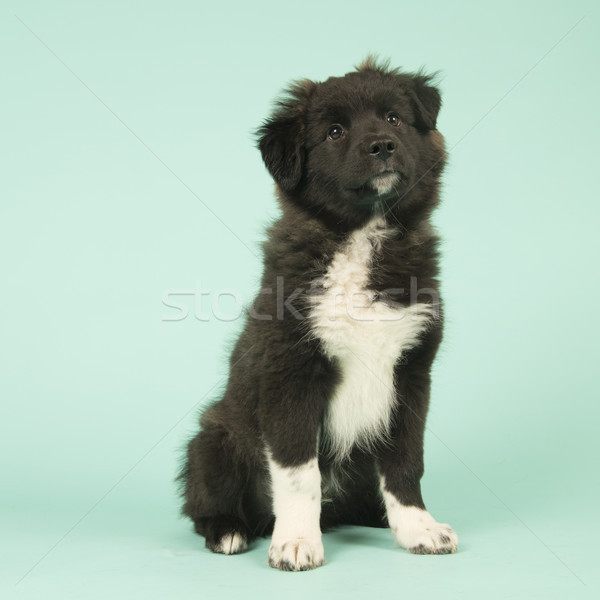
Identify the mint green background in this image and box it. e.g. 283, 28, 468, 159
2, 1, 599, 598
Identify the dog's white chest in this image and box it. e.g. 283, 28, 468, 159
309, 218, 433, 459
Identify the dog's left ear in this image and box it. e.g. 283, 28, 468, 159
257, 79, 315, 192
410, 75, 441, 131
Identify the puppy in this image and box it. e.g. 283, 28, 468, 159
179, 57, 457, 571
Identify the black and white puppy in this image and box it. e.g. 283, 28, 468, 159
179, 58, 457, 571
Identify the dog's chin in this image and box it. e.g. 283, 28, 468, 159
369, 172, 402, 196
347, 171, 404, 210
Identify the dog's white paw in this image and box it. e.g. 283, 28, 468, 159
213, 532, 248, 555
380, 480, 458, 555
391, 508, 458, 555
268, 538, 325, 571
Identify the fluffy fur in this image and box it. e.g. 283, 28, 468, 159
310, 216, 435, 460
179, 58, 457, 570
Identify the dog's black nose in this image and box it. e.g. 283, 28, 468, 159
368, 139, 395, 160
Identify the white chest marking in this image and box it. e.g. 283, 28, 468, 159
310, 217, 434, 460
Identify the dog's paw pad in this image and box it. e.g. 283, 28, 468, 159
212, 532, 249, 555
268, 539, 325, 571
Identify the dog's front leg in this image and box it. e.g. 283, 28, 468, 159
260, 376, 326, 571
266, 451, 324, 571
378, 363, 458, 555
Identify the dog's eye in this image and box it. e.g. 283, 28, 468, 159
387, 113, 402, 127
327, 125, 344, 140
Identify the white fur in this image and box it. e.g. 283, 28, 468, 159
213, 532, 248, 555
310, 217, 434, 460
267, 453, 325, 571
371, 172, 400, 194
380, 476, 458, 554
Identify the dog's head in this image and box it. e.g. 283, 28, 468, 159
257, 58, 446, 228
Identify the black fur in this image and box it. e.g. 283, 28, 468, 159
179, 58, 449, 564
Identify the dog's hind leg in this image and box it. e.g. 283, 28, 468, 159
194, 514, 251, 555
180, 424, 254, 555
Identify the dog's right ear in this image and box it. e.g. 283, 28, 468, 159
257, 79, 315, 193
